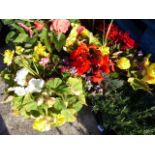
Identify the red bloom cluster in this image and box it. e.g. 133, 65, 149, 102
70, 43, 114, 83
70, 43, 91, 75
98, 24, 137, 51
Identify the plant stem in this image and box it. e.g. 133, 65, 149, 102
104, 19, 114, 46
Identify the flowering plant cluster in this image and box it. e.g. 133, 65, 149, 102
1, 19, 155, 133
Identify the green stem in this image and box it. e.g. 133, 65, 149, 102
104, 19, 114, 46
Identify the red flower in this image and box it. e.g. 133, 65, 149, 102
119, 32, 135, 50
34, 21, 44, 31
107, 25, 119, 41
91, 70, 104, 83
70, 43, 114, 79
70, 43, 89, 60
97, 23, 137, 50
71, 58, 91, 75
92, 56, 113, 74
70, 43, 90, 75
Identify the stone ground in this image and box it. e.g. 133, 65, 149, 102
0, 80, 100, 135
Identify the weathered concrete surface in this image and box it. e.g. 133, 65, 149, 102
0, 103, 99, 135
0, 79, 99, 135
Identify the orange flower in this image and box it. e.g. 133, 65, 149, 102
70, 43, 90, 75
70, 43, 89, 59
70, 43, 114, 78
70, 57, 91, 75
91, 71, 104, 83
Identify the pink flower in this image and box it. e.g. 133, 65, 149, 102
77, 26, 85, 34
50, 19, 70, 33
18, 22, 33, 38
34, 21, 44, 31
60, 66, 69, 73
39, 58, 50, 66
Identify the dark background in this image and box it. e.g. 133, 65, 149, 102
81, 19, 155, 59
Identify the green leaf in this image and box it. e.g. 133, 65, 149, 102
56, 86, 72, 96
22, 94, 38, 112
24, 37, 38, 48
72, 101, 83, 112
12, 96, 24, 109
69, 19, 80, 24
110, 79, 124, 90
53, 98, 66, 111
38, 104, 48, 115
14, 33, 28, 43
46, 78, 62, 89
51, 54, 60, 64
49, 32, 66, 52
55, 33, 66, 52
61, 109, 76, 122
39, 28, 52, 52
78, 94, 86, 105
6, 31, 16, 44
67, 77, 83, 96
128, 78, 151, 92
2, 19, 14, 25
9, 23, 25, 33
110, 72, 119, 78
24, 102, 38, 112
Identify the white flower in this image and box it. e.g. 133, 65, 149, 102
26, 78, 44, 93
9, 78, 45, 96
8, 87, 27, 96
14, 68, 29, 86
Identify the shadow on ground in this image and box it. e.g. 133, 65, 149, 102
0, 114, 9, 135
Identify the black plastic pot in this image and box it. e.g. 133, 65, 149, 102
92, 111, 117, 135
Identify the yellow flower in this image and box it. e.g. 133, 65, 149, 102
143, 63, 155, 85
64, 24, 79, 51
33, 116, 51, 132
143, 75, 155, 85
15, 46, 24, 55
146, 63, 155, 77
144, 56, 150, 67
4, 49, 14, 66
33, 42, 49, 61
81, 28, 90, 36
34, 42, 49, 56
117, 57, 131, 70
99, 46, 110, 55
52, 114, 65, 126
142, 61, 155, 85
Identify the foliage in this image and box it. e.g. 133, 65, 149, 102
90, 77, 155, 134
1, 19, 155, 134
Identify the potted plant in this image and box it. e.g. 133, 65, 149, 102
1, 19, 155, 134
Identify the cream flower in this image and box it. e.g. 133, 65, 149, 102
8, 87, 27, 96
10, 78, 45, 96
14, 68, 29, 86
26, 78, 45, 93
